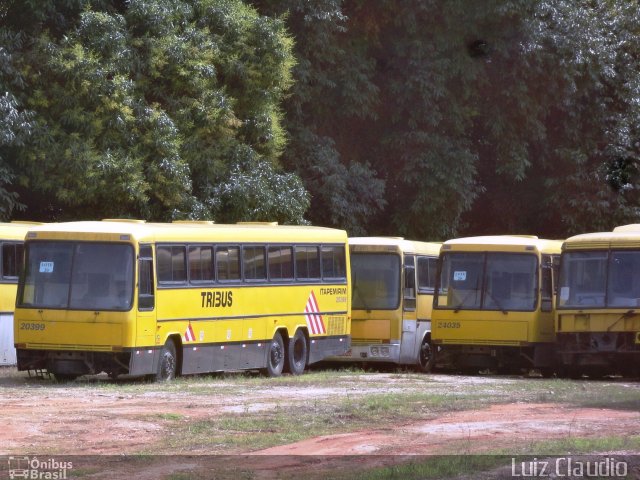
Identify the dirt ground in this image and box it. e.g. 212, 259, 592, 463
1, 370, 639, 479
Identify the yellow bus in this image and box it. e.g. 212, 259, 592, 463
432, 236, 562, 375
0, 222, 42, 366
330, 237, 441, 371
14, 220, 350, 381
556, 224, 640, 378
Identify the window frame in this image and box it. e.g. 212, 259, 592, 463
242, 244, 267, 283
187, 244, 215, 285
156, 244, 188, 285
267, 244, 295, 283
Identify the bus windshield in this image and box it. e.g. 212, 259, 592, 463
351, 253, 401, 310
558, 250, 640, 308
18, 242, 135, 311
436, 252, 538, 311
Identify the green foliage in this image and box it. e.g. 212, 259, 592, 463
3, 0, 640, 235
256, 0, 640, 239
1, 0, 301, 222
208, 145, 310, 224
0, 29, 33, 219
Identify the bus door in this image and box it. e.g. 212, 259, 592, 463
399, 255, 418, 363
538, 254, 556, 340
131, 244, 157, 375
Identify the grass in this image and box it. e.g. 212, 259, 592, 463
2, 366, 639, 478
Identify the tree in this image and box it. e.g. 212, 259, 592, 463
254, 0, 386, 235
1, 0, 304, 223
256, 0, 640, 239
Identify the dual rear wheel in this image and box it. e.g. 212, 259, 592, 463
265, 329, 308, 377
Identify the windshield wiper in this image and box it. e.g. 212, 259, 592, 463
607, 309, 636, 332
454, 289, 479, 313
485, 289, 508, 315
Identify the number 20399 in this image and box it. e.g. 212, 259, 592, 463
437, 321, 461, 329
20, 322, 45, 331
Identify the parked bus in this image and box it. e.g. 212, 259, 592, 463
0, 222, 42, 366
556, 224, 640, 378
14, 220, 350, 381
330, 237, 440, 372
432, 236, 561, 375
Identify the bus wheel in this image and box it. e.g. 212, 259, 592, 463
416, 336, 434, 373
286, 329, 308, 375
266, 332, 285, 377
156, 340, 177, 381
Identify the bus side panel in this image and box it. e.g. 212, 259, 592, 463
1, 282, 18, 365
1, 312, 16, 365
155, 283, 349, 372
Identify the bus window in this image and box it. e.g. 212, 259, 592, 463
296, 246, 320, 280
157, 246, 187, 283
608, 251, 640, 307
189, 245, 214, 283
19, 242, 134, 310
541, 254, 553, 312
437, 253, 484, 309
322, 245, 346, 279
268, 246, 293, 280
351, 253, 401, 310
2, 242, 23, 279
417, 256, 436, 293
558, 251, 607, 307
484, 253, 537, 311
138, 245, 154, 310
403, 255, 416, 311
216, 246, 240, 281
243, 246, 266, 281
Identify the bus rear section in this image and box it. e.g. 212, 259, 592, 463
330, 238, 439, 372
556, 226, 640, 378
432, 236, 561, 375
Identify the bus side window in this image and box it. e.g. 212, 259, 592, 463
404, 255, 416, 311
2, 242, 23, 279
138, 245, 154, 310
417, 256, 436, 293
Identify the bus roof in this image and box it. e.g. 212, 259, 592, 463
564, 227, 640, 250
25, 220, 347, 244
442, 235, 562, 254
349, 237, 441, 255
0, 221, 44, 241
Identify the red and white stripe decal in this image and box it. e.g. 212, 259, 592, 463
304, 290, 326, 335
184, 323, 196, 342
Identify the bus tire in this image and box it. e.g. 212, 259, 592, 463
156, 340, 177, 381
265, 332, 285, 377
416, 335, 434, 373
286, 329, 308, 375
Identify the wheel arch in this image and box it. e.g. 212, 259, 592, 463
165, 333, 183, 376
